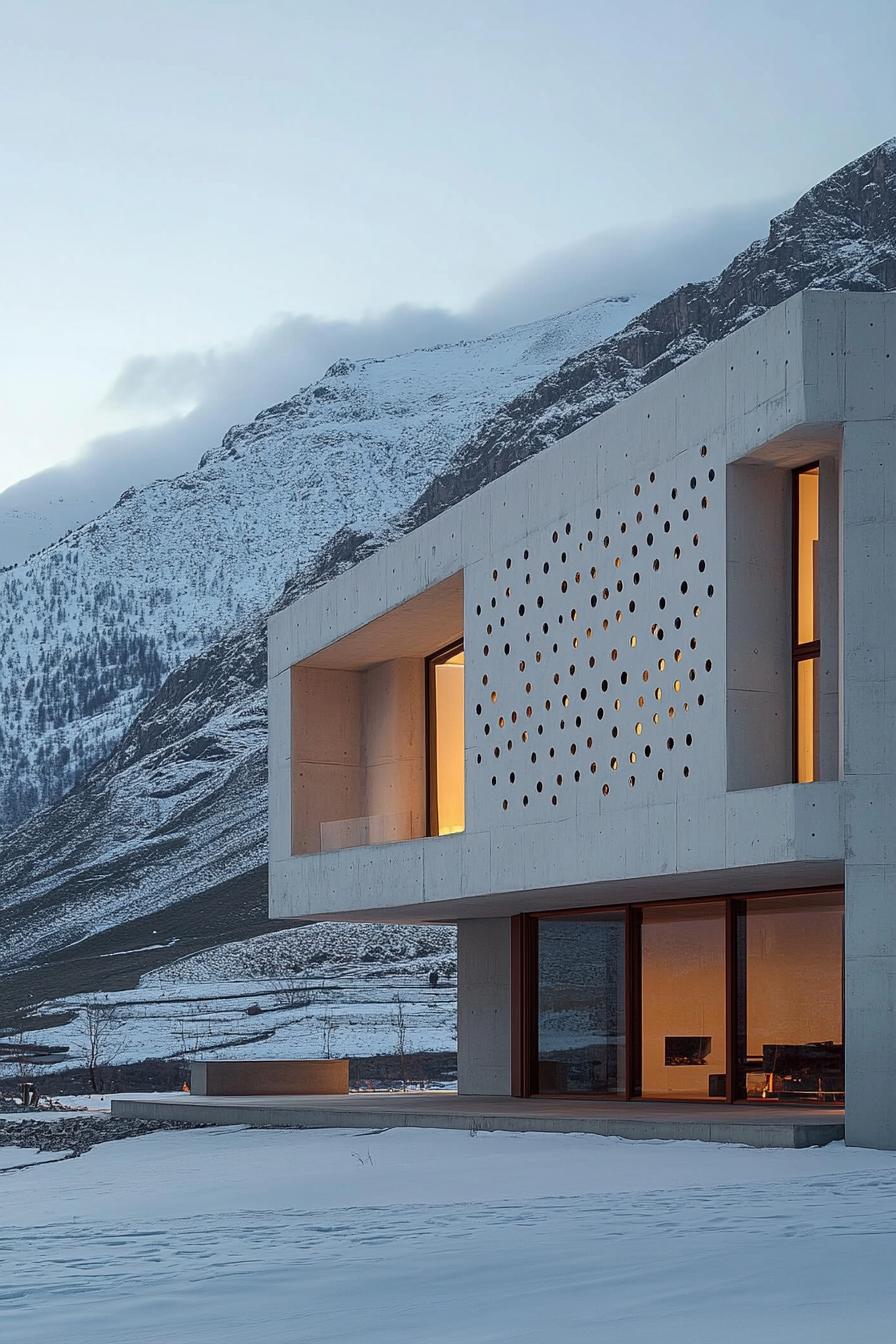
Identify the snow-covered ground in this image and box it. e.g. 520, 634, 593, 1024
19, 924, 458, 1068
2, 1125, 895, 1343
0, 1147, 68, 1170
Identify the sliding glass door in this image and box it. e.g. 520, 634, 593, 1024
528, 890, 843, 1104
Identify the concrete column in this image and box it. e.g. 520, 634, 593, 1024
843, 419, 896, 1149
456, 918, 512, 1095
818, 453, 842, 782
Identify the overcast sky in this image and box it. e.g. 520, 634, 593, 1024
1, 0, 894, 497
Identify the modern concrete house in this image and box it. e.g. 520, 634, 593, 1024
264, 289, 896, 1149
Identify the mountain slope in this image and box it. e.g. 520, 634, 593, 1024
0, 477, 109, 571
0, 296, 637, 831
405, 135, 896, 527
2, 137, 896, 1027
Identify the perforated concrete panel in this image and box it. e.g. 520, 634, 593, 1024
467, 441, 721, 827
269, 292, 894, 926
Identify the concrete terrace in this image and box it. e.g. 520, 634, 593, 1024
112, 1091, 845, 1148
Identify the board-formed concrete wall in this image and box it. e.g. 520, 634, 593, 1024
269, 291, 896, 1144
842, 417, 896, 1150
725, 460, 791, 790
269, 291, 873, 923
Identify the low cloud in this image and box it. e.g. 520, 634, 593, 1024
1, 195, 783, 564
474, 198, 786, 328
102, 305, 480, 424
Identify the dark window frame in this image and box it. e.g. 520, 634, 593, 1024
512, 886, 844, 1107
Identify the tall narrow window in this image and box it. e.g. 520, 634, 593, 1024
793, 465, 820, 782
427, 642, 465, 835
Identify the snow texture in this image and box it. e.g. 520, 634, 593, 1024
19, 924, 458, 1067
1, 1125, 895, 1343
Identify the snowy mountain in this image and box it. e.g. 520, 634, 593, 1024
2, 137, 895, 1034
0, 297, 638, 831
0, 478, 109, 571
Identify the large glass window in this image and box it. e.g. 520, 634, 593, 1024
640, 901, 727, 1100
524, 891, 843, 1105
535, 914, 626, 1094
736, 892, 843, 1103
427, 643, 465, 835
793, 465, 820, 782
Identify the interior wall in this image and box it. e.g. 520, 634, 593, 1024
639, 903, 727, 1099
362, 658, 426, 843
291, 665, 363, 855
743, 899, 843, 1054
291, 658, 426, 853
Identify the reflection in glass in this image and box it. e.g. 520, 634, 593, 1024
736, 892, 843, 1103
641, 902, 726, 1100
536, 914, 626, 1094
430, 648, 464, 835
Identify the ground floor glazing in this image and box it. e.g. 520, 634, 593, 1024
515, 888, 844, 1105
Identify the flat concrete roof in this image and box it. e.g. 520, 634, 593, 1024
113, 1091, 844, 1149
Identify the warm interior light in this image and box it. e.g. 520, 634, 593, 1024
795, 658, 816, 784
432, 649, 465, 835
796, 467, 819, 646
794, 466, 820, 782
640, 902, 727, 1100
738, 891, 843, 1103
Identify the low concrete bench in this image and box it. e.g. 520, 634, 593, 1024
190, 1059, 349, 1097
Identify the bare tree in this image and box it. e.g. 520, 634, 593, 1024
173, 1014, 203, 1059
81, 997, 124, 1093
272, 979, 313, 1010
321, 1010, 335, 1059
392, 993, 408, 1092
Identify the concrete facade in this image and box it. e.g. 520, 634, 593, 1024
267, 291, 896, 1148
